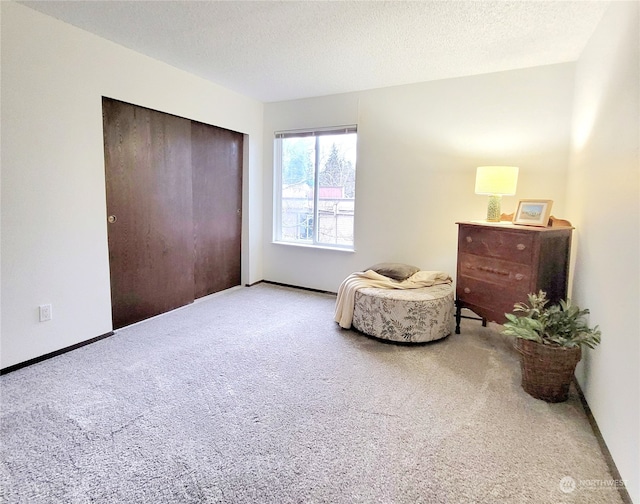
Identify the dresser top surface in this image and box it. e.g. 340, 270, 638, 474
456, 220, 574, 232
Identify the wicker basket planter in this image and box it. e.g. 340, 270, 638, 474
515, 339, 582, 403
504, 291, 601, 404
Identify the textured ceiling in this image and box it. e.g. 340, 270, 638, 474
20, 1, 610, 103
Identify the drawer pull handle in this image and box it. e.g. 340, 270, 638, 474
466, 236, 473, 243
478, 265, 509, 276
515, 274, 524, 281
463, 287, 471, 294
516, 243, 526, 251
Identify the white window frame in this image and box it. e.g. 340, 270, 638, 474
273, 125, 357, 251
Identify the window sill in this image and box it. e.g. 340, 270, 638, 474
272, 241, 355, 253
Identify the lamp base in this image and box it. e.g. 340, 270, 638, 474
486, 195, 502, 222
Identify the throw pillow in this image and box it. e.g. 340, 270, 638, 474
366, 262, 420, 281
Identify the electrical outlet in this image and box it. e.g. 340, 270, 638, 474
39, 304, 52, 322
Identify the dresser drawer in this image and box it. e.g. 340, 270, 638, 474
456, 276, 528, 322
457, 253, 532, 289
458, 225, 534, 264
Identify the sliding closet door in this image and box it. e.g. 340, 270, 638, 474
191, 122, 243, 298
103, 98, 194, 329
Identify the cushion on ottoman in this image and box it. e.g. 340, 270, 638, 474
365, 262, 420, 281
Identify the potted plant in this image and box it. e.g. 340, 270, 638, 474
503, 291, 601, 403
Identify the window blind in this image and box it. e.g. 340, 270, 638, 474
275, 125, 357, 139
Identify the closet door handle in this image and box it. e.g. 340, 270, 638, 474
108, 215, 117, 224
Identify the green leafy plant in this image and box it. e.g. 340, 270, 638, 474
503, 291, 601, 349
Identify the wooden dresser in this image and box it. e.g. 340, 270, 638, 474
455, 221, 573, 334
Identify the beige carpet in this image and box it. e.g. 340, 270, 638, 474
0, 283, 625, 503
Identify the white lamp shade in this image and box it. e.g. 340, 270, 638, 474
475, 166, 519, 195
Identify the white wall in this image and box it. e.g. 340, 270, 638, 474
263, 63, 575, 292
567, 2, 640, 502
0, 2, 264, 369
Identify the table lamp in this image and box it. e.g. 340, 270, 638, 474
475, 166, 519, 222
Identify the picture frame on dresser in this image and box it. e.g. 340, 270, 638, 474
513, 199, 553, 227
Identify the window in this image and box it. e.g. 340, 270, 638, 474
274, 126, 357, 249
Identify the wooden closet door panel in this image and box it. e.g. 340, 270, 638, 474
191, 122, 243, 298
103, 98, 194, 329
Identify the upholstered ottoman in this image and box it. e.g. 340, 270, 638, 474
351, 283, 454, 343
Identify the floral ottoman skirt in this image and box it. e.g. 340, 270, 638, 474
352, 283, 454, 343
